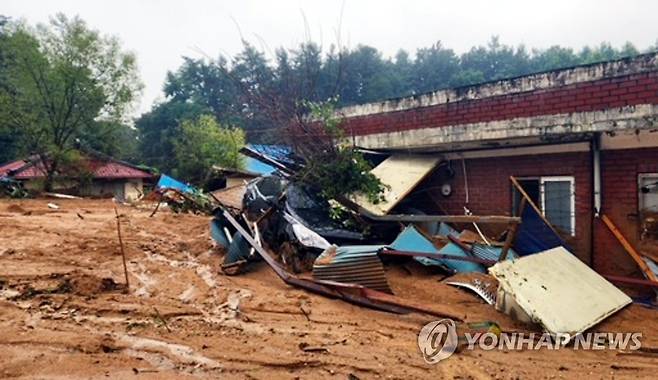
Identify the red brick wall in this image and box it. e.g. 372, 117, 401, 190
342, 71, 658, 136
413, 147, 658, 273
595, 147, 658, 276
417, 151, 593, 263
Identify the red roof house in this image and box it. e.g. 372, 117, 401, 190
0, 154, 153, 201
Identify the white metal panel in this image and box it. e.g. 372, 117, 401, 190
353, 154, 441, 216
489, 247, 631, 336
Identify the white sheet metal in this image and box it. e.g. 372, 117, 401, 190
489, 247, 631, 336
353, 154, 441, 216
283, 212, 331, 250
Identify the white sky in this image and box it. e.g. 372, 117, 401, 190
3, 0, 657, 117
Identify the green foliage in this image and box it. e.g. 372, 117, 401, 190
297, 100, 387, 204
148, 36, 651, 149
136, 100, 207, 172
172, 114, 245, 185
0, 14, 141, 189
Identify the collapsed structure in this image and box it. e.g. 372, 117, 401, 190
155, 53, 658, 344
334, 52, 658, 277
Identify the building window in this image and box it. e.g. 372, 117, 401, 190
512, 176, 576, 236
639, 173, 658, 241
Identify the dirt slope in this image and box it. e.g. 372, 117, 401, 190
0, 199, 657, 379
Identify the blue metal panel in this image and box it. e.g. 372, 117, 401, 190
244, 156, 275, 175
156, 174, 195, 193
390, 225, 485, 273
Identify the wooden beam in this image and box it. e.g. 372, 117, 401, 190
499, 197, 526, 261
602, 274, 658, 289
510, 176, 561, 236
601, 214, 658, 282
364, 214, 520, 224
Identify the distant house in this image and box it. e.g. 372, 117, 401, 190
0, 153, 153, 201
211, 148, 278, 189
212, 162, 268, 188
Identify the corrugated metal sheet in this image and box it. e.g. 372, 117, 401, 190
312, 245, 391, 293
489, 247, 632, 336
353, 155, 440, 216
471, 243, 519, 262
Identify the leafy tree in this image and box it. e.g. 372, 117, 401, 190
135, 100, 206, 173
294, 100, 387, 203
530, 46, 580, 72
413, 42, 460, 93
172, 114, 245, 184
164, 56, 241, 126
0, 14, 141, 189
0, 15, 20, 163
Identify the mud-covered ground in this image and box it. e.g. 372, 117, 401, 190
1, 199, 657, 379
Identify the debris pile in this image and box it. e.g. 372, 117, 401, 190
201, 147, 643, 343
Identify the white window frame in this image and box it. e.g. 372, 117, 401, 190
540, 176, 576, 236
638, 173, 658, 213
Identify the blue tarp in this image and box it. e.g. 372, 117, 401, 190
514, 204, 572, 255
248, 144, 293, 164
390, 225, 486, 273
156, 174, 195, 194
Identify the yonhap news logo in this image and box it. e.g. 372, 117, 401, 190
418, 319, 642, 364
417, 319, 459, 364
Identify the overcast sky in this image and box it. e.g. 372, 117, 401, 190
3, 0, 657, 116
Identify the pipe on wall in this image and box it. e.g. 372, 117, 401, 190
592, 133, 602, 217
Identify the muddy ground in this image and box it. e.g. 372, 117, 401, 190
0, 199, 657, 379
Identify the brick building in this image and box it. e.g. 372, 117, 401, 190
335, 52, 658, 277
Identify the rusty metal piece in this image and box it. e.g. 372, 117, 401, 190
447, 234, 473, 255
379, 248, 497, 266
220, 210, 463, 320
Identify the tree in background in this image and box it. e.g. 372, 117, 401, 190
0, 14, 141, 189
172, 114, 245, 185
151, 36, 654, 149
0, 15, 19, 163
136, 100, 206, 173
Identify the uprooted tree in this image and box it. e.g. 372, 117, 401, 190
0, 14, 142, 190
215, 41, 387, 203
289, 99, 387, 204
